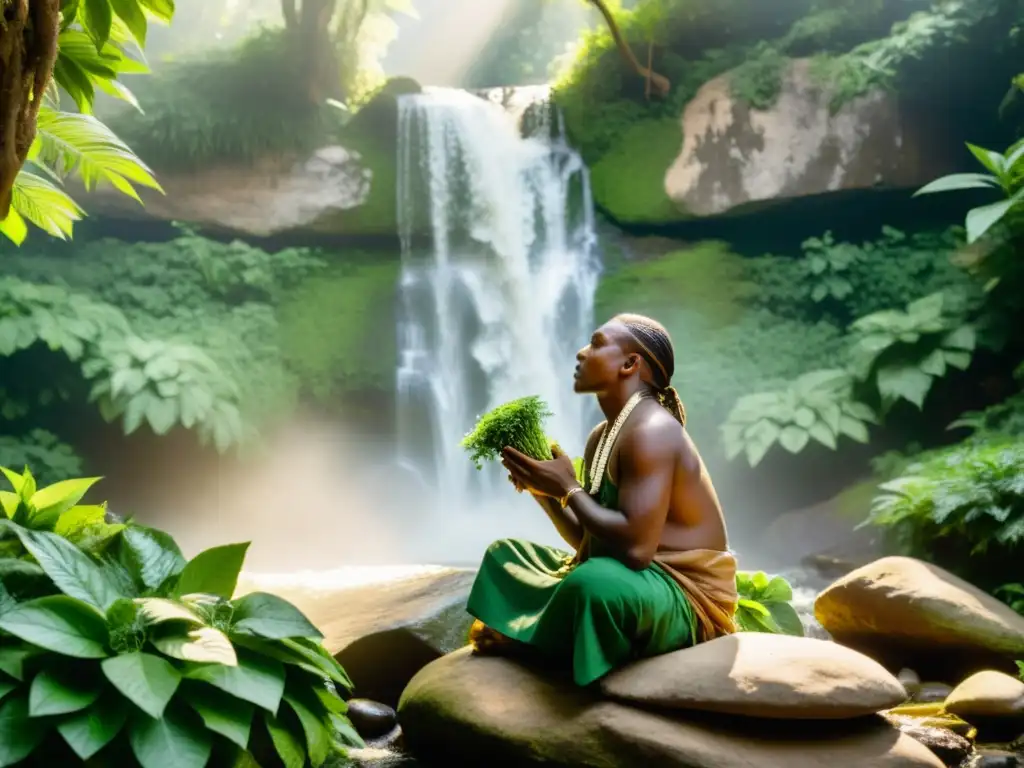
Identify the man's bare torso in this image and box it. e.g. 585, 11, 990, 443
584, 399, 729, 553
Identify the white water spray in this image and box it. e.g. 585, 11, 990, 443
395, 86, 601, 511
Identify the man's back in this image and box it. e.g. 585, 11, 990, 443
595, 399, 729, 553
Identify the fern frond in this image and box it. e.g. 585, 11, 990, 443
34, 106, 163, 203
7, 170, 85, 242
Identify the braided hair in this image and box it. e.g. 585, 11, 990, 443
614, 313, 687, 427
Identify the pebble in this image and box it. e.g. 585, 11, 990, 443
348, 698, 399, 740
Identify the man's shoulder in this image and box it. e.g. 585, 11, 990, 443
623, 403, 685, 455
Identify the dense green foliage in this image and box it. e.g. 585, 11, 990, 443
1, 232, 400, 480
462, 396, 555, 470
734, 571, 804, 636
864, 441, 1024, 588
102, 29, 336, 171
0, 467, 362, 766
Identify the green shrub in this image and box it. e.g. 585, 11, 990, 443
863, 440, 1024, 564
0, 466, 362, 767
728, 43, 788, 109
103, 29, 335, 171
848, 291, 976, 412
748, 227, 976, 325
734, 571, 804, 635
722, 369, 877, 467
0, 433, 83, 487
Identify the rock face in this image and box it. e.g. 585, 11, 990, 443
238, 566, 475, 706
664, 58, 954, 217
601, 632, 908, 719
79, 146, 373, 238
398, 647, 943, 768
814, 557, 1024, 681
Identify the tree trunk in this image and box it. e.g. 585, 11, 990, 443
586, 0, 670, 98
0, 0, 61, 219
281, 0, 341, 105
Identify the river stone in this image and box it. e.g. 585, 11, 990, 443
600, 632, 908, 719
663, 58, 954, 218
398, 647, 945, 768
946, 671, 1024, 719
814, 557, 1024, 680
348, 699, 398, 740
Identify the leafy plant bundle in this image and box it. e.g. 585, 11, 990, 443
862, 440, 1024, 559
734, 571, 804, 637
0, 466, 362, 768
461, 396, 555, 470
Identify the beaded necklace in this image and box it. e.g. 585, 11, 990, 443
587, 390, 648, 496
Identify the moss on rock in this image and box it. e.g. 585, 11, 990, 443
589, 118, 685, 224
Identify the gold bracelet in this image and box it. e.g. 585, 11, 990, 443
561, 486, 584, 508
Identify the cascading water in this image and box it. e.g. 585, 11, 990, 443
395, 86, 601, 514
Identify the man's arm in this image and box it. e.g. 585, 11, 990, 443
532, 423, 606, 550
564, 417, 678, 570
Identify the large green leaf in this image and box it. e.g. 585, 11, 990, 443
0, 596, 109, 659
117, 525, 186, 592
913, 172, 1000, 196
759, 575, 793, 603
264, 710, 306, 768
766, 601, 805, 636
152, 626, 238, 666
230, 635, 351, 690
184, 650, 285, 714
231, 592, 323, 641
180, 685, 254, 750
0, 645, 38, 681
11, 526, 121, 610
56, 694, 129, 760
284, 690, 332, 767
101, 652, 181, 719
28, 666, 103, 716
111, 0, 148, 46
28, 476, 103, 528
0, 695, 47, 766
965, 197, 1017, 243
135, 597, 203, 626
330, 712, 365, 749
876, 365, 934, 409
129, 705, 213, 768
4, 169, 83, 244
176, 542, 249, 599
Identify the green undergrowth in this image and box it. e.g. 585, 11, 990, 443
588, 118, 684, 224
1, 233, 401, 479
103, 28, 335, 172
0, 466, 363, 766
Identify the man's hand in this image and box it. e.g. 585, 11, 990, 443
501, 445, 580, 500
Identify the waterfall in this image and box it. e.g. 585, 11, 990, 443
395, 86, 601, 512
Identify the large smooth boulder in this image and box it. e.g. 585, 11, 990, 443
815, 557, 1024, 680
398, 648, 945, 768
78, 145, 374, 237
945, 671, 1024, 719
664, 58, 954, 218
238, 566, 476, 706
601, 632, 907, 719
